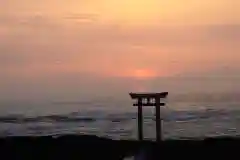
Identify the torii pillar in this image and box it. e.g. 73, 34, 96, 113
129, 92, 168, 142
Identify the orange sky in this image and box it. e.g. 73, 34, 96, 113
0, 0, 240, 100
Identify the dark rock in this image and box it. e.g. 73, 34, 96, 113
0, 135, 239, 160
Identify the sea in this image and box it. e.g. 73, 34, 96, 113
0, 98, 239, 140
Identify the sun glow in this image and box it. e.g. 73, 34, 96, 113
133, 69, 157, 78
118, 69, 158, 79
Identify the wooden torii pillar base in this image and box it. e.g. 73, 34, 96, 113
130, 92, 168, 142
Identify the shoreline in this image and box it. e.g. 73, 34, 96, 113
0, 134, 240, 159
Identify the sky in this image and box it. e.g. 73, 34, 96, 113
0, 0, 240, 101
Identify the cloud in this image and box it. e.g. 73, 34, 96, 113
200, 24, 240, 42
0, 14, 61, 33
62, 23, 240, 48
1, 12, 239, 45
0, 17, 239, 78
63, 13, 99, 22
0, 52, 29, 66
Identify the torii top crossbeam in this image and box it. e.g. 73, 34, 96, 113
129, 92, 168, 99
130, 92, 168, 107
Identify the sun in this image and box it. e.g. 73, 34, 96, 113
130, 69, 158, 79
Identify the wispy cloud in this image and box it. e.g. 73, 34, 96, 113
0, 22, 239, 76
63, 13, 99, 22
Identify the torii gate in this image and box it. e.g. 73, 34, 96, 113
129, 92, 168, 142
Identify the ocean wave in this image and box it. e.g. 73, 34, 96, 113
0, 109, 239, 139
0, 115, 97, 123
0, 109, 236, 124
